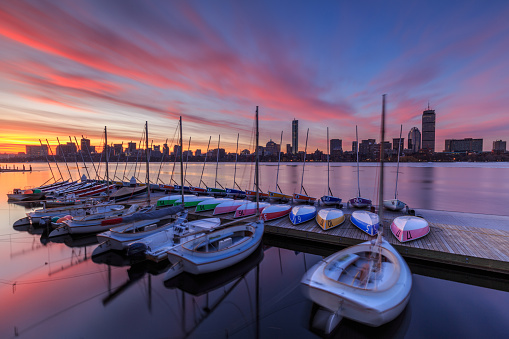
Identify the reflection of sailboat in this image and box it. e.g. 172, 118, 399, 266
348, 126, 372, 208
384, 125, 406, 211
301, 95, 412, 332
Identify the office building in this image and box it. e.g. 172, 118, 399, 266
292, 119, 298, 154
493, 140, 506, 153
286, 144, 292, 155
445, 138, 483, 153
330, 139, 342, 155
392, 138, 404, 153
127, 142, 137, 155
26, 145, 48, 157
422, 106, 436, 152
265, 139, 280, 156
56, 142, 77, 156
408, 127, 421, 153
81, 138, 91, 153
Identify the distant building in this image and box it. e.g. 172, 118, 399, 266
56, 142, 77, 156
162, 143, 169, 156
26, 145, 48, 157
359, 139, 376, 157
195, 149, 202, 157
422, 105, 436, 152
392, 138, 404, 153
173, 145, 180, 157
127, 142, 137, 155
408, 127, 421, 153
241, 149, 250, 155
445, 138, 483, 153
292, 119, 298, 154
286, 143, 292, 155
330, 139, 342, 156
81, 138, 91, 153
183, 150, 193, 158
113, 144, 123, 156
265, 139, 280, 156
153, 145, 160, 153
211, 148, 226, 159
493, 140, 506, 153
352, 141, 358, 153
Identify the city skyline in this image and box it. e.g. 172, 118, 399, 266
1, 1, 509, 153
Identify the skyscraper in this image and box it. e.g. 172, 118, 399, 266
408, 127, 421, 153
292, 119, 298, 154
422, 105, 436, 152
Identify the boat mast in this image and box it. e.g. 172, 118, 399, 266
74, 136, 90, 179
378, 95, 386, 241
112, 141, 123, 182
356, 126, 361, 197
105, 126, 110, 200
395, 124, 402, 200
56, 137, 73, 182
184, 136, 191, 186
327, 127, 331, 196
69, 136, 81, 179
255, 106, 259, 215
39, 139, 57, 183
199, 136, 212, 188
300, 128, 309, 194
81, 134, 99, 180
233, 133, 239, 189
46, 139, 64, 182
179, 117, 184, 204
145, 121, 150, 204
214, 135, 220, 188
275, 131, 283, 192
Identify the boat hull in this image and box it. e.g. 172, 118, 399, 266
260, 204, 292, 221
233, 202, 270, 218
245, 190, 269, 200
320, 195, 342, 206
195, 198, 233, 212
350, 210, 379, 236
301, 240, 412, 327
316, 208, 345, 231
348, 197, 372, 208
213, 200, 250, 215
383, 199, 406, 211
165, 221, 264, 277
390, 216, 430, 242
293, 193, 317, 204
174, 196, 214, 208
289, 205, 317, 225
268, 191, 292, 202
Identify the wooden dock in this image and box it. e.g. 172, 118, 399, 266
186, 203, 509, 275
83, 191, 509, 274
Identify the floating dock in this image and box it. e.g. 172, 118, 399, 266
185, 202, 509, 275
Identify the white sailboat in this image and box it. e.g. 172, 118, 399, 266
348, 126, 372, 208
384, 125, 406, 211
163, 106, 265, 281
301, 95, 412, 332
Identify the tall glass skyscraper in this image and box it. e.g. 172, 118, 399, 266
292, 119, 298, 154
422, 106, 435, 152
408, 127, 421, 153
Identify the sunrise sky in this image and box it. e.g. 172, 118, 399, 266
0, 0, 508, 154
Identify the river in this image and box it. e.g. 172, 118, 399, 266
0, 162, 508, 338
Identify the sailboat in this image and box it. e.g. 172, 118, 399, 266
348, 126, 372, 208
383, 125, 406, 211
320, 127, 342, 206
390, 215, 430, 242
207, 135, 227, 196
290, 128, 317, 225
268, 131, 293, 202
225, 133, 246, 198
293, 128, 317, 204
163, 106, 264, 281
195, 197, 234, 213
190, 136, 211, 194
301, 95, 412, 332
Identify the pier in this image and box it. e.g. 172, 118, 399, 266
182, 200, 509, 275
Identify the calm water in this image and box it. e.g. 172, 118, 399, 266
1, 162, 509, 338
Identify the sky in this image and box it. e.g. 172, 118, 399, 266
0, 0, 508, 154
